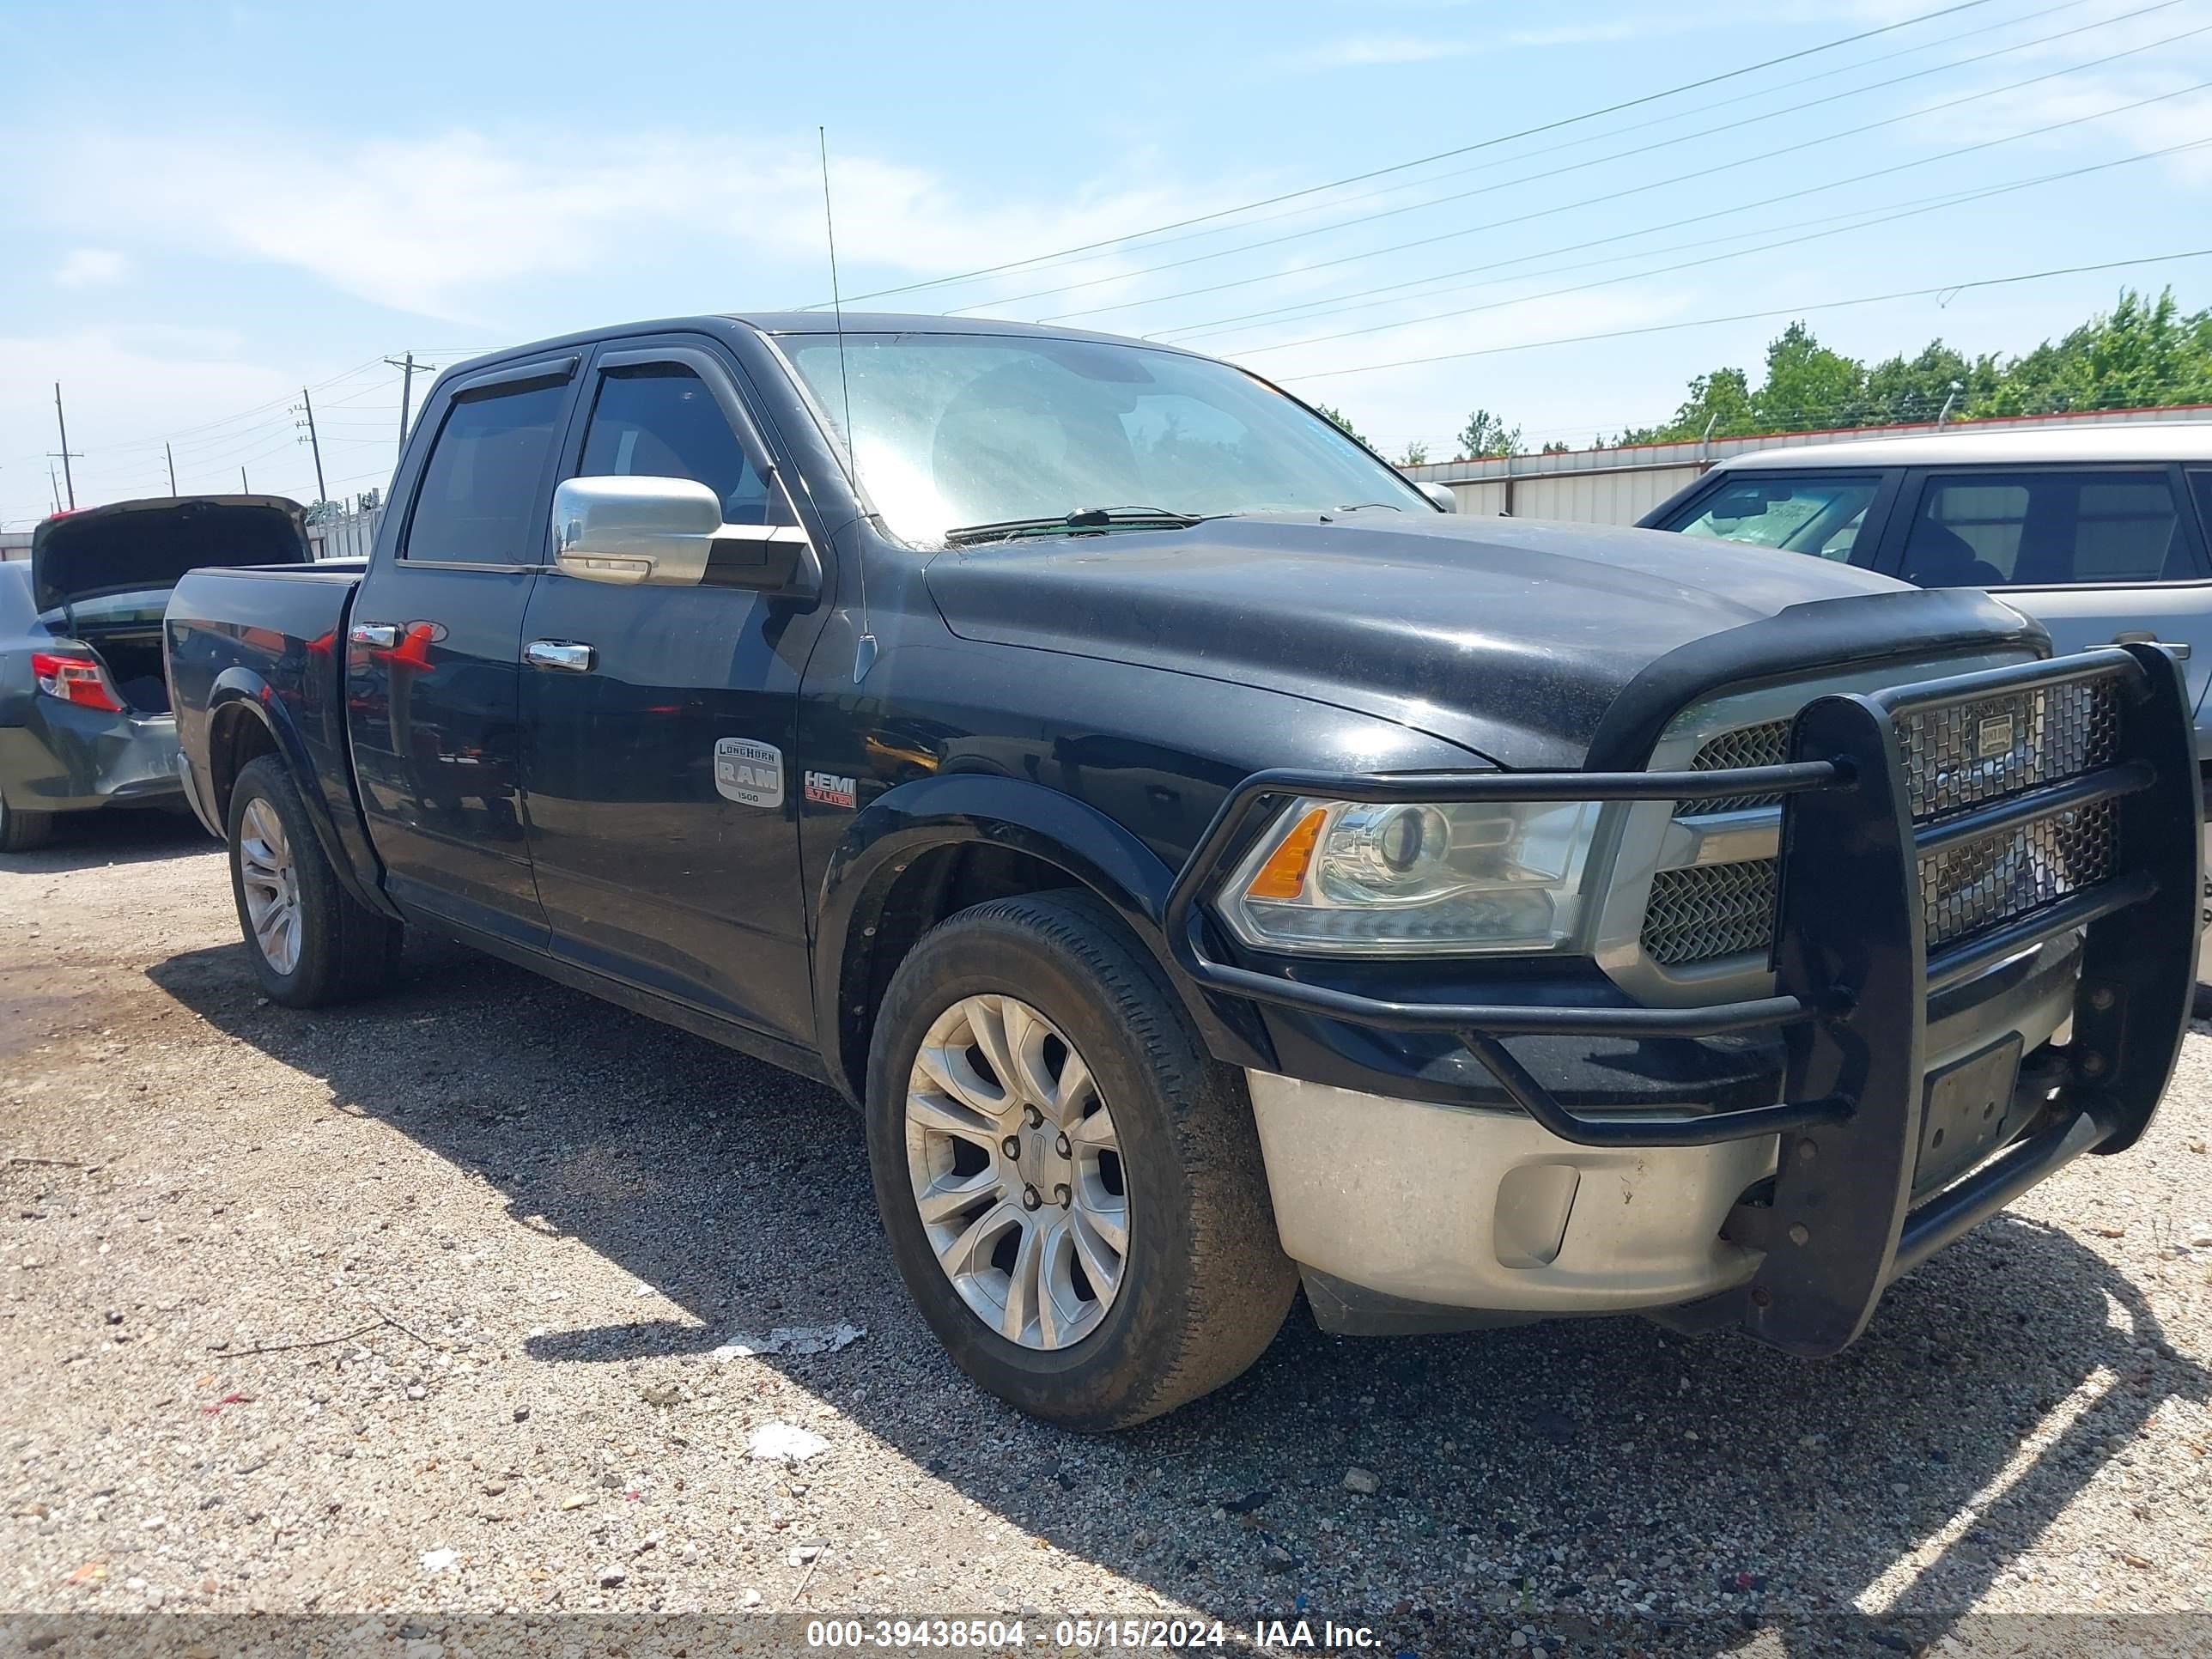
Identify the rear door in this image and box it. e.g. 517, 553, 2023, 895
516, 338, 829, 1044
345, 353, 582, 946
1879, 464, 2212, 722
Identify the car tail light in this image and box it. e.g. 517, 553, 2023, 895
30, 651, 124, 712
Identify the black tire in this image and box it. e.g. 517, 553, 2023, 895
226, 755, 402, 1007
0, 793, 55, 854
866, 890, 1297, 1430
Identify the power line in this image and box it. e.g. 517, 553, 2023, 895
1228, 133, 2212, 357
1152, 55, 2212, 340
1280, 247, 2212, 382
983, 2, 2191, 320
1031, 22, 2212, 324
1051, 0, 2109, 279
803, 0, 2002, 309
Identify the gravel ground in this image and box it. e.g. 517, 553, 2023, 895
3, 811, 2211, 1654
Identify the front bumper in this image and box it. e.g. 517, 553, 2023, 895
1170, 646, 2200, 1354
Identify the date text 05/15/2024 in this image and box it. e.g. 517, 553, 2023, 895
802, 1618, 1382, 1650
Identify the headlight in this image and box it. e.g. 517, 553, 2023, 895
1214, 796, 1603, 956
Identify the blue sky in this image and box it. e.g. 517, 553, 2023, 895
3, 0, 2209, 527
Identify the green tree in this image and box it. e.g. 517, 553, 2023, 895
1615, 366, 1754, 445
1752, 321, 1868, 432
1971, 288, 2212, 416
1861, 340, 1981, 425
1313, 404, 1368, 447
1456, 408, 1521, 459
1398, 440, 1430, 466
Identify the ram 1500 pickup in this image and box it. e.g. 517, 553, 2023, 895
164, 313, 2201, 1428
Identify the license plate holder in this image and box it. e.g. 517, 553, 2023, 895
1916, 1035, 2024, 1194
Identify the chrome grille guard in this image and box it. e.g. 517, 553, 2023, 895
1164, 644, 2200, 1356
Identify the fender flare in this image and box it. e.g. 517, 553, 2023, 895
204, 672, 398, 921
811, 771, 1271, 1100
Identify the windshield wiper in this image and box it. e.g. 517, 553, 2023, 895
943, 506, 1204, 548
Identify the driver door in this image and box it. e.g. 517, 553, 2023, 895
517, 340, 830, 1045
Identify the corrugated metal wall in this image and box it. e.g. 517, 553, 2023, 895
1405, 404, 2212, 526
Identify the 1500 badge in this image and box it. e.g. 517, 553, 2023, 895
805, 771, 858, 810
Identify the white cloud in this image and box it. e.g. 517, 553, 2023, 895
52, 247, 128, 288
15, 125, 1239, 325
1264, 33, 1481, 74
0, 331, 311, 527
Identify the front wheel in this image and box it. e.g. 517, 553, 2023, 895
226, 756, 402, 1006
866, 891, 1297, 1430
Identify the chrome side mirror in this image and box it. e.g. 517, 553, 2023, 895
1417, 482, 1458, 514
552, 475, 807, 591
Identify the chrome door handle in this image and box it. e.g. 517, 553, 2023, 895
349, 622, 399, 648
2112, 631, 2191, 659
525, 640, 597, 673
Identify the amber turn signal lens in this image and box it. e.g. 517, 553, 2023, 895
1245, 806, 1328, 901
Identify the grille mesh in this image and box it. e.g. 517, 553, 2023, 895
1644, 860, 1778, 965
1919, 799, 2118, 949
1641, 670, 2127, 969
1680, 720, 1792, 814
1894, 678, 2119, 821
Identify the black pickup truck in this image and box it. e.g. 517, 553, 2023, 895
165, 313, 2200, 1428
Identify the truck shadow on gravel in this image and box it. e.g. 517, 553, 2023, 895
149, 933, 2210, 1647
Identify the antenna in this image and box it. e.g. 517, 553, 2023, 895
820, 125, 875, 682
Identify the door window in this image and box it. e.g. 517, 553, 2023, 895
578, 364, 790, 526
1665, 474, 1879, 562
403, 379, 569, 565
1902, 471, 2188, 587
2189, 468, 2212, 540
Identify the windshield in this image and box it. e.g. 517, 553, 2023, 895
780, 332, 1428, 546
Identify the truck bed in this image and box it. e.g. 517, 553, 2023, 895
165, 560, 371, 884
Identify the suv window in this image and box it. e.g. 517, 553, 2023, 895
1666, 474, 1878, 562
404, 379, 569, 565
1903, 470, 2189, 587
579, 364, 789, 526
2191, 468, 2212, 539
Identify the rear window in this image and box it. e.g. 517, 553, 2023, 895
1902, 471, 2188, 587
1665, 474, 1878, 562
403, 379, 568, 566
45, 590, 173, 627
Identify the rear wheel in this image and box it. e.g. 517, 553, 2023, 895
0, 793, 55, 854
866, 890, 1297, 1430
226, 756, 401, 1006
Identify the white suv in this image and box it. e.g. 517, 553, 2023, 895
1642, 423, 2212, 1001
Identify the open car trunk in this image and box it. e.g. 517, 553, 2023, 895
33, 495, 311, 715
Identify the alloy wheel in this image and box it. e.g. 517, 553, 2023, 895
237, 797, 302, 976
903, 994, 1129, 1350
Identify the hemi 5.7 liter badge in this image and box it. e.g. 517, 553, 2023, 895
714, 738, 784, 809
805, 771, 858, 810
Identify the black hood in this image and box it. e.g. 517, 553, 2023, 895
924, 513, 2045, 769
33, 495, 310, 614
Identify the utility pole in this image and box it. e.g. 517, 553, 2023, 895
384, 353, 434, 458
166, 442, 178, 497
295, 386, 327, 504
49, 462, 61, 515
240, 466, 249, 494
49, 383, 81, 510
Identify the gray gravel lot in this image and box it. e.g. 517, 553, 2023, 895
3, 811, 2211, 1652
